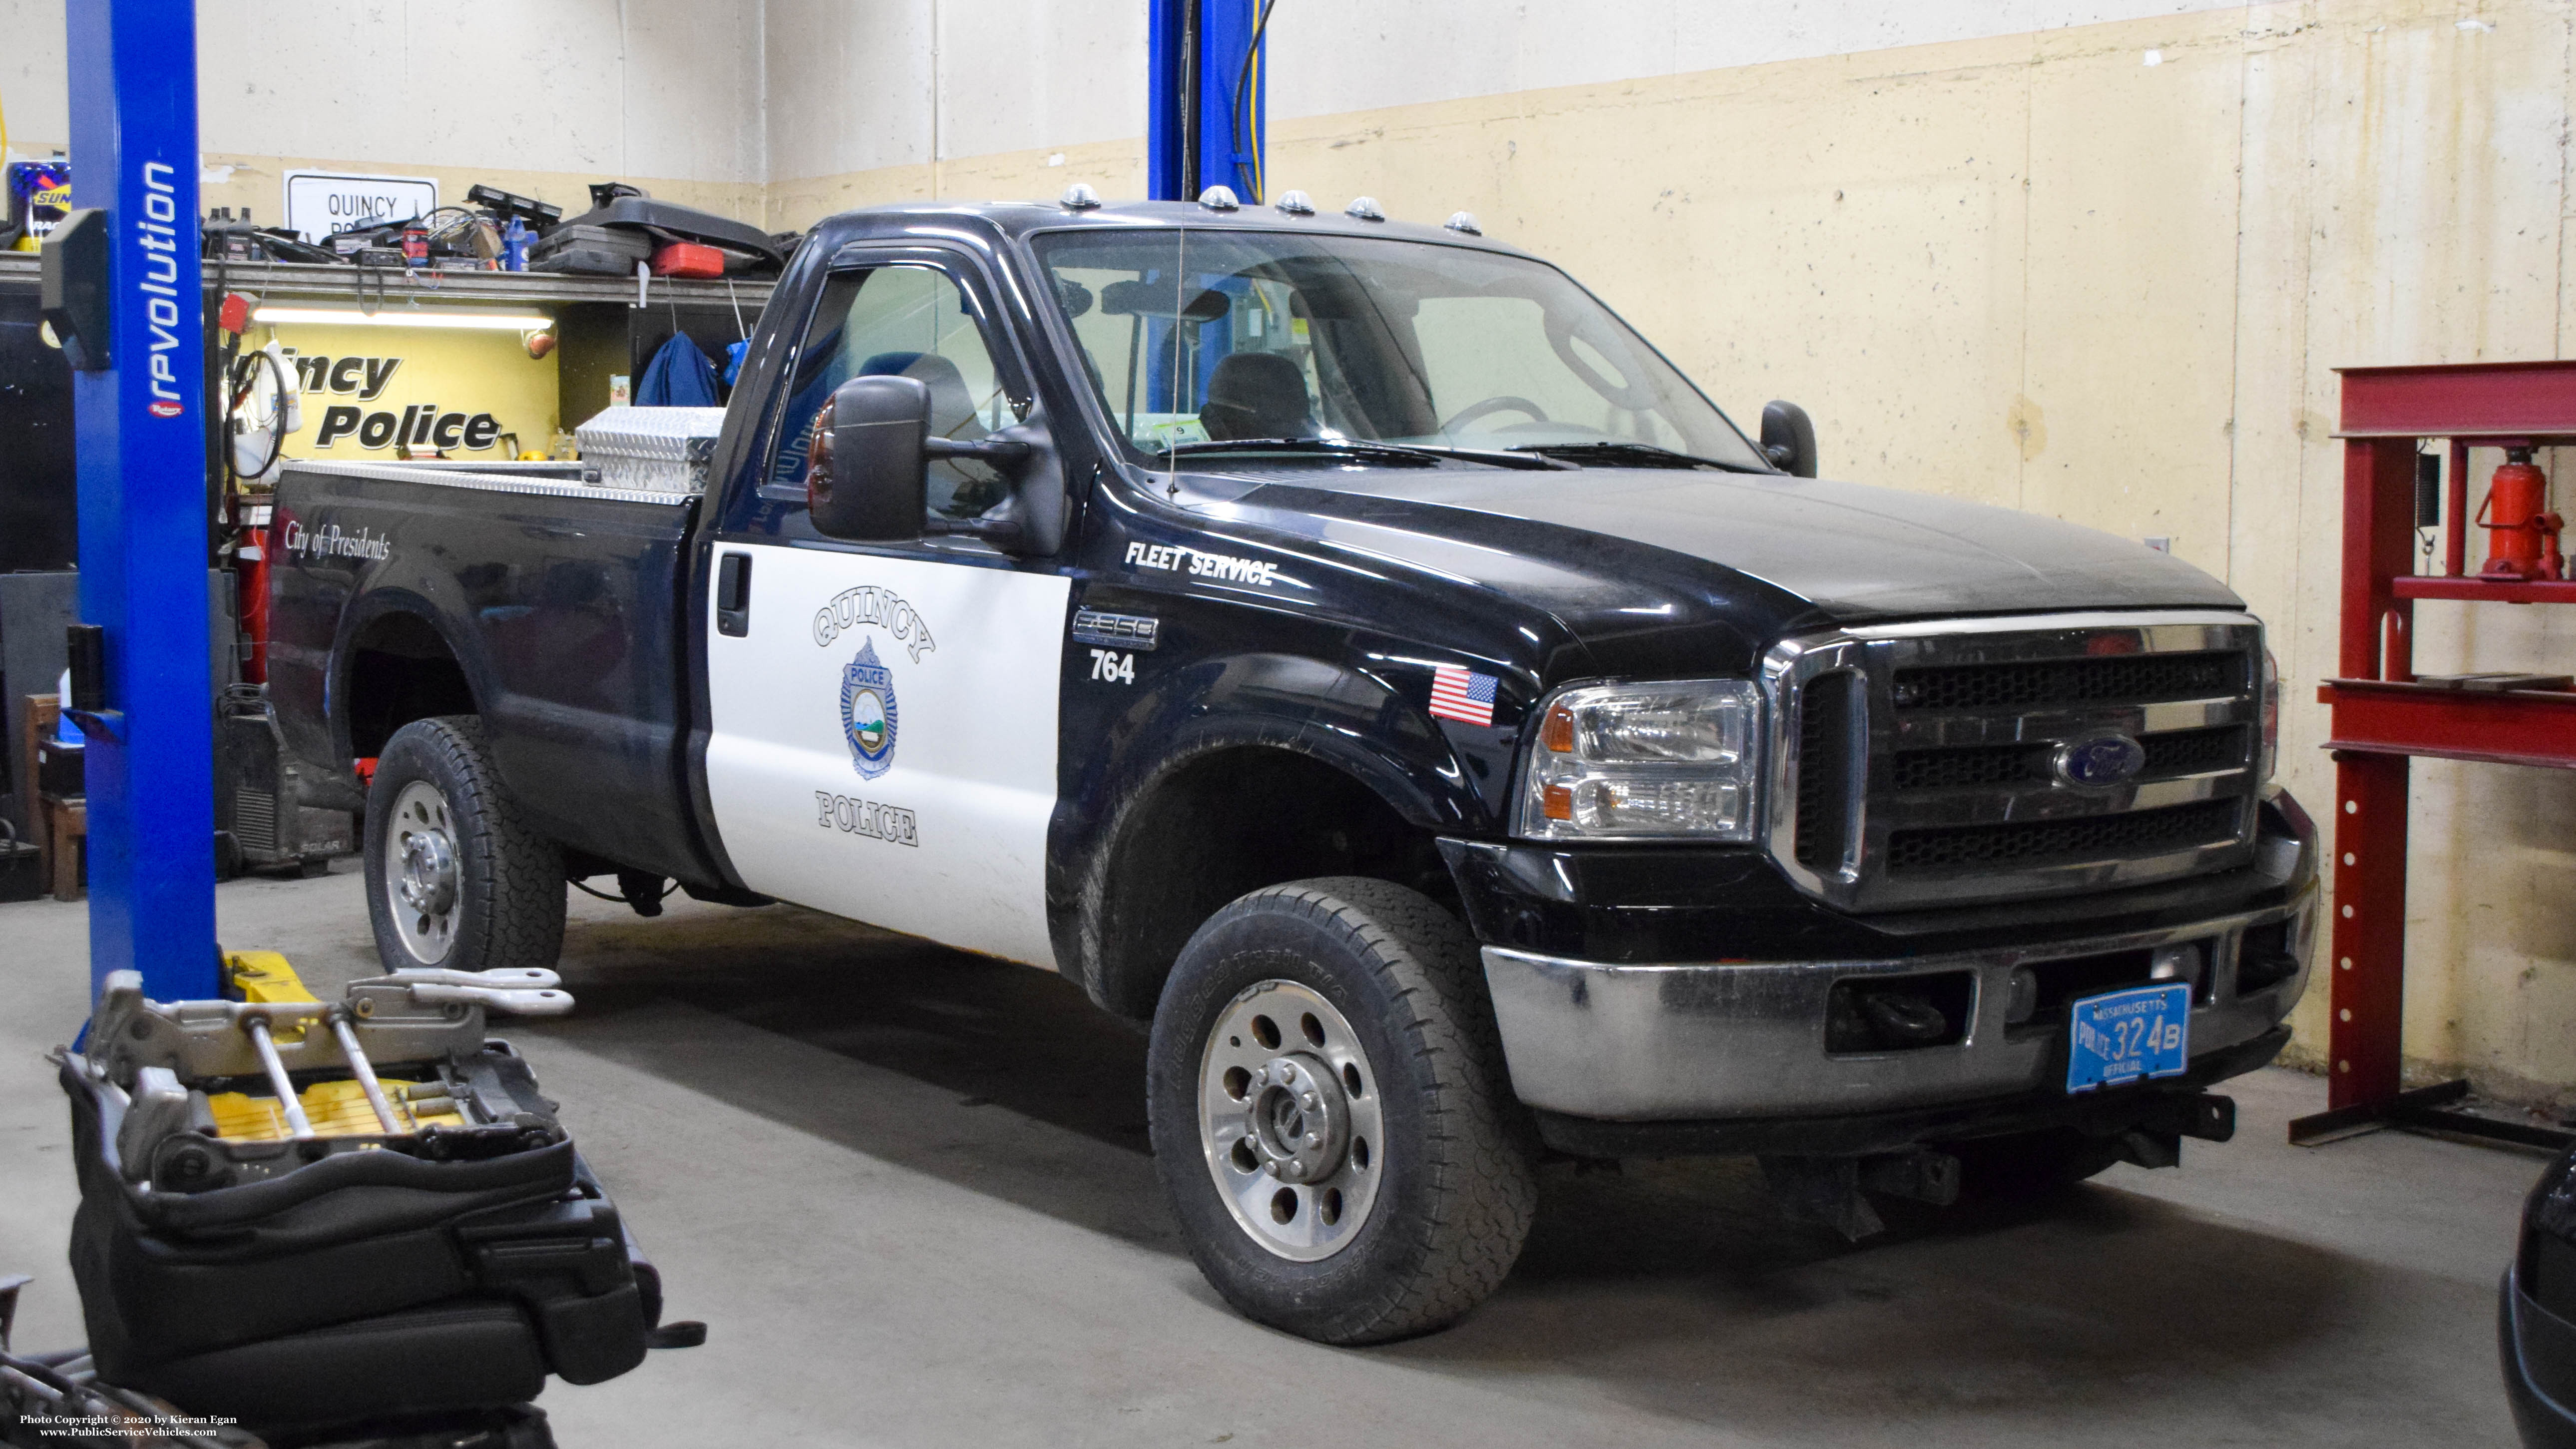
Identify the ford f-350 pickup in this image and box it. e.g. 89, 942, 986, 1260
269, 193, 2316, 1344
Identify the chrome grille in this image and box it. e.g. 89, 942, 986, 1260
1885, 798, 2245, 875
1793, 671, 1859, 871
2140, 724, 2249, 777
1890, 651, 2243, 711
1764, 612, 2264, 912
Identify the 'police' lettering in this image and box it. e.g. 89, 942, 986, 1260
308, 405, 504, 452
814, 791, 919, 847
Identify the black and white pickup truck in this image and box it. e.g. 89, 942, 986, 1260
270, 193, 2317, 1344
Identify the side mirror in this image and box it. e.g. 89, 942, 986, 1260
809, 376, 931, 542
1760, 400, 1817, 479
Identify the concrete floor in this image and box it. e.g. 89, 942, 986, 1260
0, 867, 2539, 1447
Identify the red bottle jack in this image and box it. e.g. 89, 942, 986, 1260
2480, 447, 2565, 581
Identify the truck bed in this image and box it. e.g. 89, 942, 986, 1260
268, 459, 716, 883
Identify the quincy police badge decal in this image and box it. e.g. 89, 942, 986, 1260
841, 639, 899, 779
814, 584, 935, 782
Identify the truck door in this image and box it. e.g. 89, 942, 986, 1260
702, 252, 1069, 968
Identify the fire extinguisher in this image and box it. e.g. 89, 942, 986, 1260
236, 519, 273, 684
2479, 447, 2565, 581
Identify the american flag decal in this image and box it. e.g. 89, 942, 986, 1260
1428, 663, 1498, 727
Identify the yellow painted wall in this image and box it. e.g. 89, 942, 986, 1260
260, 321, 560, 464
766, 0, 2576, 1106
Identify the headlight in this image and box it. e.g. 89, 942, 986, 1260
1515, 679, 1763, 841
2259, 648, 2279, 781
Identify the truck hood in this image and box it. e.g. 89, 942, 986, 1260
1231, 464, 2242, 625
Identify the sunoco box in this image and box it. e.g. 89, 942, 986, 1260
6, 161, 69, 251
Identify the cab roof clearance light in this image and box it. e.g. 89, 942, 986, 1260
251, 306, 554, 332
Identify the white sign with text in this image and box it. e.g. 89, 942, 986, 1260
282, 171, 438, 242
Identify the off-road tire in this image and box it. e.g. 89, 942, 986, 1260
364, 716, 565, 974
1147, 877, 1536, 1344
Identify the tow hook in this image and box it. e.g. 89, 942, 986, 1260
2176, 1092, 2237, 1141
2118, 1091, 2236, 1145
2112, 1091, 2236, 1170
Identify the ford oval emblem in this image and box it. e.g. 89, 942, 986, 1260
2056, 733, 2147, 788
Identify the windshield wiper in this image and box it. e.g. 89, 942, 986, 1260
1378, 443, 1572, 471
1153, 437, 1445, 468
1155, 437, 1569, 471
1507, 441, 1767, 473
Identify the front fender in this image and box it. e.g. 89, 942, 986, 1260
1045, 646, 1503, 1003
1061, 646, 1489, 845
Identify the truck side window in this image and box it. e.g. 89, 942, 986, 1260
767, 263, 1020, 520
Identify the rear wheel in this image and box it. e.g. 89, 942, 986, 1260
1147, 878, 1535, 1345
364, 716, 564, 974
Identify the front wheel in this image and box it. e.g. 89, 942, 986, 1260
364, 716, 565, 975
1147, 878, 1536, 1345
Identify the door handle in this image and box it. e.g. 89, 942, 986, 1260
717, 552, 752, 636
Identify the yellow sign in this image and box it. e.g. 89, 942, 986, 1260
266, 322, 558, 461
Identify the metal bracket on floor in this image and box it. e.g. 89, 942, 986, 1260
2288, 1078, 2575, 1151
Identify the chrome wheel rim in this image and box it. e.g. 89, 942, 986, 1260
386, 780, 460, 965
1198, 979, 1384, 1262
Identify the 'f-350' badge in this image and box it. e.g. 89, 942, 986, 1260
841, 639, 899, 780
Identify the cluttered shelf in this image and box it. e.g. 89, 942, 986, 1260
0, 251, 774, 309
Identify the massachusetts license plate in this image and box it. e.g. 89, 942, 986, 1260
2066, 982, 2191, 1093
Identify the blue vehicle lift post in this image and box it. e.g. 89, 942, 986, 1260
1148, 0, 1269, 202
42, 0, 219, 1004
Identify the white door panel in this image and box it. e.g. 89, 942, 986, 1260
705, 545, 1070, 968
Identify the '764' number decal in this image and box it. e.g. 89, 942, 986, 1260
1088, 648, 1136, 684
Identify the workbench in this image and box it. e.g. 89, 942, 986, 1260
0, 252, 774, 465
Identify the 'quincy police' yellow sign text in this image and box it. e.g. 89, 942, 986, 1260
269, 322, 558, 460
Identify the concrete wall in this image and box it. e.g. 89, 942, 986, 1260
1262, 0, 2258, 118
760, 0, 1146, 227
6, 0, 2576, 1105
0, 0, 769, 224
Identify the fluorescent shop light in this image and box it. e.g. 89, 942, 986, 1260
252, 306, 554, 331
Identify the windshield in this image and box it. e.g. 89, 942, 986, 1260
1031, 228, 1767, 470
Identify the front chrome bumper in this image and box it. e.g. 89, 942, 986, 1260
1481, 884, 2316, 1123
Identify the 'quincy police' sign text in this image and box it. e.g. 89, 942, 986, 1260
283, 171, 438, 243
